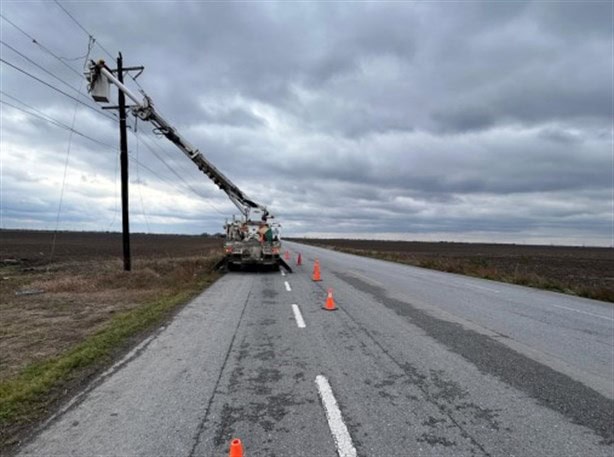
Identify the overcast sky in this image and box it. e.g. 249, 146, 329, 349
1, 1, 612, 245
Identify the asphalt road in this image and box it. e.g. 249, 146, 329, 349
18, 241, 614, 456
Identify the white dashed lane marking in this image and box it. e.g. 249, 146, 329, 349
291, 304, 306, 328
284, 281, 292, 292
315, 375, 357, 457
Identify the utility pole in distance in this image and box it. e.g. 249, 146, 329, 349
99, 53, 144, 272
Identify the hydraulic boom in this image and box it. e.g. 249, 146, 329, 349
86, 59, 291, 272
87, 60, 269, 221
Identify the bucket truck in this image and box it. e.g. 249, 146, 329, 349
86, 59, 291, 272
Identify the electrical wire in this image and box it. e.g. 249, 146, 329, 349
1, 40, 80, 92
4, 6, 230, 230
0, 95, 186, 203
134, 125, 230, 216
140, 130, 213, 190
134, 126, 151, 233
44, 0, 215, 208
107, 151, 120, 231
53, 0, 113, 59
49, 36, 94, 265
1, 97, 223, 218
52, 1, 146, 91
0, 97, 118, 150
0, 13, 84, 79
1, 57, 119, 123
0, 40, 114, 118
135, 131, 228, 216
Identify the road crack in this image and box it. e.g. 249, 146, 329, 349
187, 286, 253, 457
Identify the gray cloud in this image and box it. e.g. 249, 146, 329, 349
1, 1, 611, 245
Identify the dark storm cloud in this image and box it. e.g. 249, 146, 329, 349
1, 1, 611, 244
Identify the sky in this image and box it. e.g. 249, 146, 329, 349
1, 1, 612, 246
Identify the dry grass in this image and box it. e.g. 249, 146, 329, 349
0, 232, 224, 451
0, 255, 219, 381
296, 241, 614, 303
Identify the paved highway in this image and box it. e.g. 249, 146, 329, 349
18, 241, 613, 456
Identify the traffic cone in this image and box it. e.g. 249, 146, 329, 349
323, 288, 337, 311
284, 250, 290, 260
297, 253, 302, 266
229, 438, 244, 457
312, 259, 322, 281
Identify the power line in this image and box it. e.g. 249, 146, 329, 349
49, 39, 94, 265
107, 151, 120, 231
0, 97, 118, 150
52, 1, 146, 90
0, 97, 198, 227
141, 130, 210, 187
0, 39, 106, 109
53, 0, 115, 61
18, 2, 199, 193
127, 154, 194, 198
1, 57, 118, 123
134, 132, 151, 233
0, 13, 84, 79
135, 131, 228, 215
134, 125, 229, 214
3, 6, 229, 223
0, 13, 118, 122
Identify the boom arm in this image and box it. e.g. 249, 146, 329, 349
87, 60, 270, 221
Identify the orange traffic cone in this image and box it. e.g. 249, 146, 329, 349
284, 250, 290, 260
312, 259, 322, 281
229, 438, 244, 457
323, 288, 337, 311
297, 253, 302, 266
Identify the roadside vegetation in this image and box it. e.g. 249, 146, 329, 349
294, 239, 614, 303
0, 230, 223, 451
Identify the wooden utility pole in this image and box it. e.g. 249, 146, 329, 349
117, 53, 131, 271
100, 53, 144, 271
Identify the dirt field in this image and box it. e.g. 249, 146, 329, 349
0, 230, 223, 450
1, 230, 223, 378
293, 238, 614, 302
1, 230, 222, 265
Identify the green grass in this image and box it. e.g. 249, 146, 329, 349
0, 268, 219, 448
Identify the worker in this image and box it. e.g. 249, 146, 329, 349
258, 223, 268, 243
239, 223, 248, 240
264, 225, 273, 243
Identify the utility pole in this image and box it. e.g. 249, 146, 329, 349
100, 53, 144, 272
117, 53, 131, 271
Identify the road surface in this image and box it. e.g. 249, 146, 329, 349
18, 241, 614, 456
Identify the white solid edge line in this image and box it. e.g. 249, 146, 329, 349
548, 303, 614, 321
292, 304, 306, 328
284, 281, 292, 292
315, 375, 357, 457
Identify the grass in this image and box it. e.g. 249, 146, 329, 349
323, 246, 614, 303
0, 252, 222, 451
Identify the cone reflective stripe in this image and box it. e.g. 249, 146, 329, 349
229, 438, 244, 457
312, 259, 322, 281
323, 288, 337, 311
297, 253, 302, 265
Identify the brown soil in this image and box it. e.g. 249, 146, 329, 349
1, 229, 221, 265
0, 230, 223, 381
